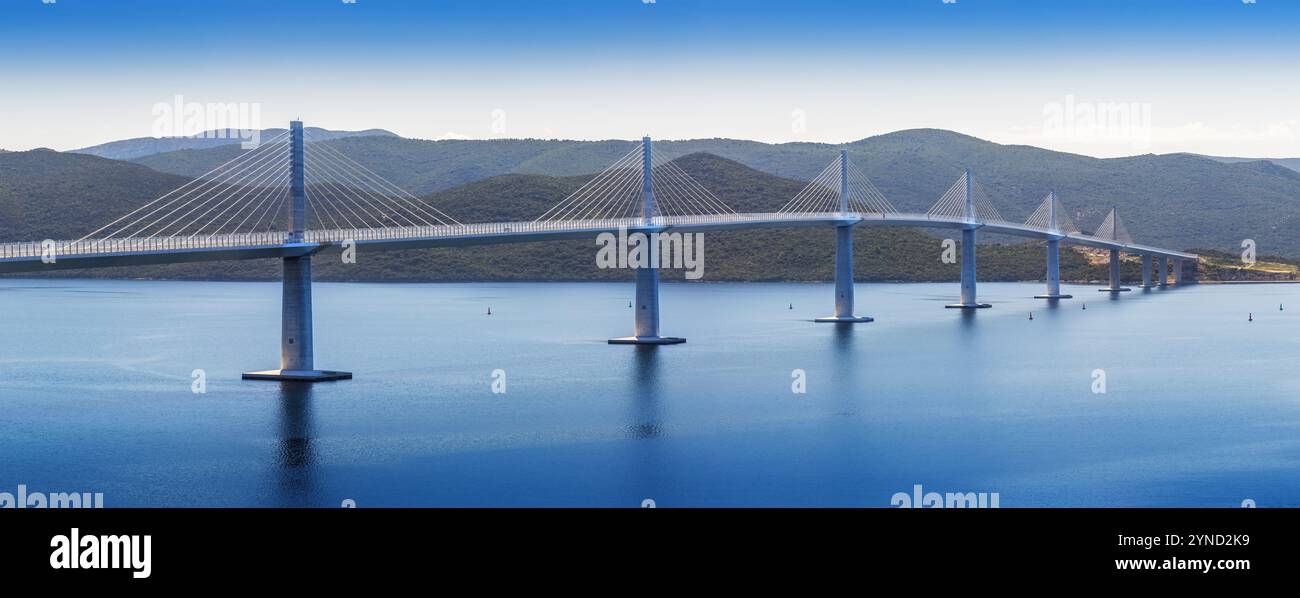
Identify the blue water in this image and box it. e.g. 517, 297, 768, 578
1, 279, 1297, 507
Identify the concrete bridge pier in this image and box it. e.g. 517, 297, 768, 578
1139, 254, 1155, 289
817, 150, 872, 323
1035, 236, 1071, 299
946, 170, 990, 309
816, 223, 873, 322
244, 120, 352, 381
1157, 256, 1169, 287
1100, 249, 1131, 292
1171, 258, 1196, 285
610, 136, 685, 345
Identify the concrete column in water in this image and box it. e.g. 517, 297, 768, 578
816, 150, 872, 323
244, 120, 352, 381
946, 169, 990, 309
1035, 192, 1071, 299
1157, 256, 1169, 287
1139, 253, 1154, 289
610, 136, 685, 345
1172, 258, 1185, 285
1100, 249, 1131, 292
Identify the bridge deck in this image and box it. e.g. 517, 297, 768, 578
0, 212, 1198, 274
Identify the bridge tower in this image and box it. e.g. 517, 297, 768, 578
1099, 208, 1131, 293
815, 149, 872, 323
1139, 254, 1155, 289
946, 169, 990, 308
244, 121, 352, 381
1035, 191, 1072, 300
609, 136, 685, 345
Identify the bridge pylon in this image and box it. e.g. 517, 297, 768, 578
1033, 192, 1073, 300
610, 136, 685, 345
244, 121, 352, 381
945, 169, 990, 309
816, 150, 873, 323
1096, 208, 1131, 293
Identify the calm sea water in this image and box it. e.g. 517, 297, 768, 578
1, 278, 1297, 507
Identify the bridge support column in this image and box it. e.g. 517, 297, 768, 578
946, 171, 989, 309
1139, 254, 1155, 289
816, 224, 872, 322
1100, 249, 1130, 292
1172, 258, 1187, 285
816, 151, 872, 323
245, 120, 352, 381
1035, 237, 1071, 299
946, 227, 990, 308
610, 135, 685, 345
1157, 256, 1169, 287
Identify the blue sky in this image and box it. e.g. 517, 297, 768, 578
2, 0, 1297, 157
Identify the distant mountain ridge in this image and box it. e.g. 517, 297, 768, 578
1194, 154, 1300, 174
71, 127, 398, 161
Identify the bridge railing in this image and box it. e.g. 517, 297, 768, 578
0, 212, 1197, 261
0, 230, 294, 259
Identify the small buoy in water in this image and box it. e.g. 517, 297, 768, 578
487, 307, 492, 315
1028, 312, 1034, 320
789, 303, 793, 310
1082, 303, 1087, 310
1249, 313, 1253, 321
1280, 303, 1284, 311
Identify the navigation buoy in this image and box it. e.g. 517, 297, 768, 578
1249, 313, 1253, 322
1280, 303, 1284, 311
487, 307, 492, 315
628, 301, 632, 308
789, 303, 793, 310
1028, 312, 1034, 320
1082, 303, 1087, 310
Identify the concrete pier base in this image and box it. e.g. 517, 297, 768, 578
243, 369, 353, 381
814, 315, 875, 323
608, 336, 686, 345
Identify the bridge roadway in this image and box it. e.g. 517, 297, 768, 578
0, 211, 1198, 274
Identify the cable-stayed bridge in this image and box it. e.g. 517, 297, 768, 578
0, 121, 1197, 381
